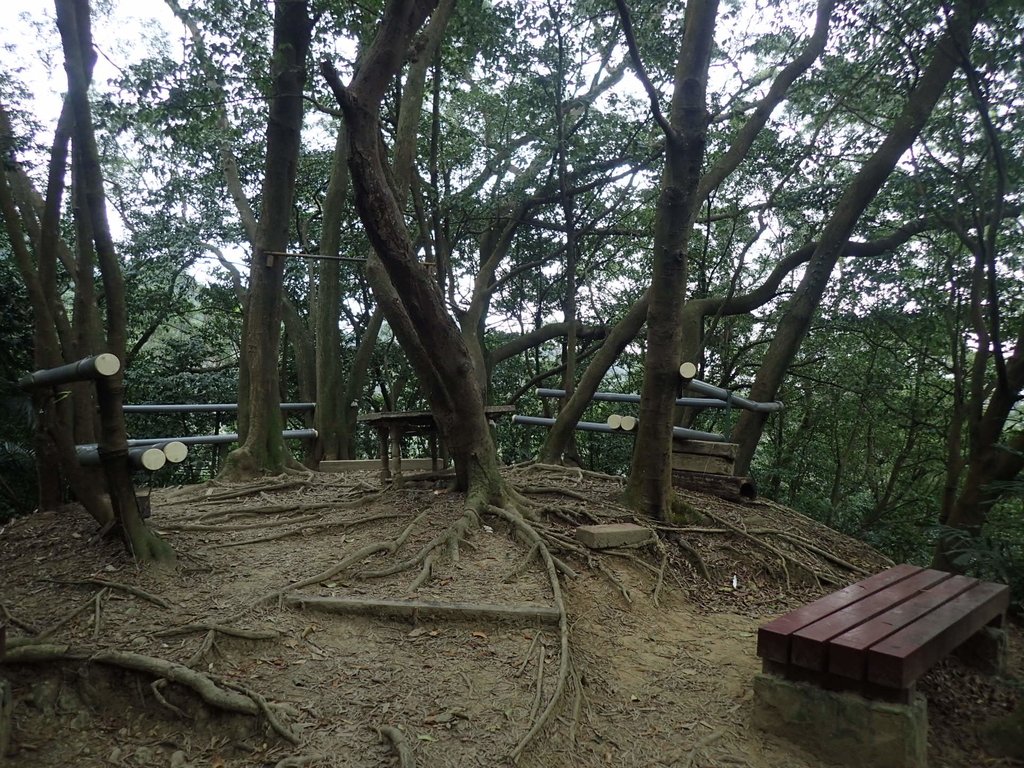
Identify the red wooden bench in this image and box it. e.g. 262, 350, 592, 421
757, 563, 1010, 703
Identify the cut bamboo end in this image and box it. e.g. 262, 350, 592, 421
94, 353, 121, 377
138, 447, 167, 472
160, 441, 189, 464
679, 361, 698, 381
619, 415, 637, 432
606, 414, 623, 430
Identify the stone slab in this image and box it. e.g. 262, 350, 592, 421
575, 523, 653, 549
319, 458, 436, 473
752, 672, 927, 768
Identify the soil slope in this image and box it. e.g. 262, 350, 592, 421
0, 466, 1020, 768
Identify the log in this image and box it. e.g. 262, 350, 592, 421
155, 441, 189, 464
672, 469, 756, 502
671, 453, 733, 475
75, 444, 166, 471
679, 361, 698, 382
18, 353, 120, 390
619, 415, 637, 431
284, 594, 561, 624
606, 414, 623, 430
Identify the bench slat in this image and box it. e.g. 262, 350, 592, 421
827, 575, 977, 680
866, 581, 1010, 688
757, 561, 917, 663
757, 563, 919, 663
790, 569, 951, 671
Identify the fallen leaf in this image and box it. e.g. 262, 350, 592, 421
471, 631, 487, 639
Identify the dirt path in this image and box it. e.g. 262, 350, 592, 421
0, 471, 1019, 767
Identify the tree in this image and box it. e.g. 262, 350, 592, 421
613, 0, 718, 516
221, 0, 312, 478
321, 0, 508, 503
0, 0, 174, 561
732, 0, 988, 474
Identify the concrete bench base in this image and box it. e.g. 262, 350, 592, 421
753, 672, 927, 768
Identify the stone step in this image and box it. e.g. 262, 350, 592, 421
575, 523, 653, 549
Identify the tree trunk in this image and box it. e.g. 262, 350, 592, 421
321, 0, 505, 503
622, 0, 719, 518
340, 307, 385, 458
732, 0, 986, 476
55, 0, 172, 561
223, 0, 312, 479
312, 126, 351, 461
539, 293, 650, 462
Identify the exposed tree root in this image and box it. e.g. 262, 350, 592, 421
665, 534, 713, 583
207, 512, 406, 550
197, 503, 305, 522
196, 495, 382, 524
699, 511, 844, 586
377, 724, 415, 768
0, 644, 299, 743
283, 595, 560, 624
0, 602, 39, 634
406, 553, 435, 593
357, 509, 477, 582
57, 577, 172, 609
151, 677, 188, 718
202, 478, 309, 502
157, 514, 323, 533
485, 504, 575, 762
186, 629, 219, 668
154, 624, 280, 640
517, 485, 592, 503
6, 591, 102, 648
220, 678, 300, 744
274, 755, 327, 768
514, 462, 626, 485
242, 511, 431, 611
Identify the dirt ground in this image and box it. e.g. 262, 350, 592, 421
0, 466, 1021, 768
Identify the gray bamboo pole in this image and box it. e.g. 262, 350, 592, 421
513, 414, 724, 441
536, 387, 731, 409
123, 429, 318, 447
121, 402, 315, 414
677, 365, 784, 413
75, 444, 166, 471
18, 353, 120, 390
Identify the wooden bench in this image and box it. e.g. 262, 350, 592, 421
757, 563, 1010, 703
357, 406, 516, 482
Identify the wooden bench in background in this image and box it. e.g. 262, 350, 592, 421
354, 406, 516, 482
757, 563, 1010, 702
